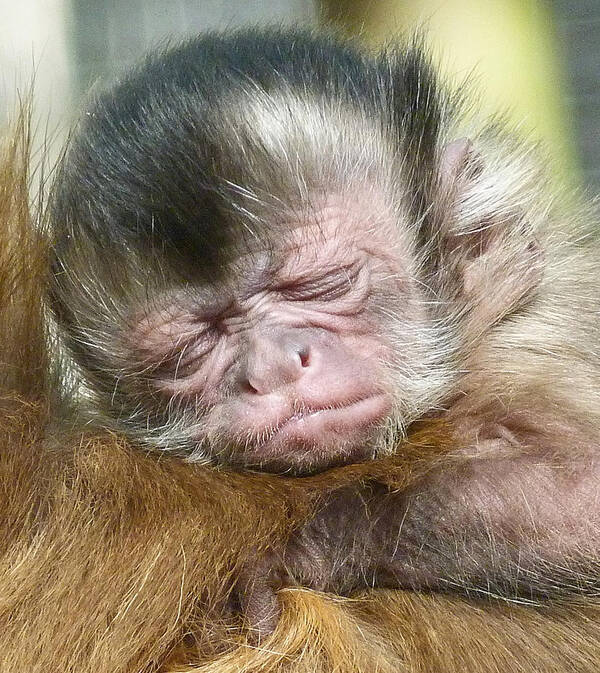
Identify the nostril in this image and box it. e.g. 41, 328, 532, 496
298, 347, 310, 368
242, 379, 260, 394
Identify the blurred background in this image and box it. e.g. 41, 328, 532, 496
0, 0, 597, 190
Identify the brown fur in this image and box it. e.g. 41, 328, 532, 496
0, 108, 598, 672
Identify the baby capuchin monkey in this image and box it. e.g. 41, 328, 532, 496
49, 28, 600, 636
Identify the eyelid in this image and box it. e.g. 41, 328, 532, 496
278, 263, 364, 301
159, 312, 219, 354
155, 323, 220, 378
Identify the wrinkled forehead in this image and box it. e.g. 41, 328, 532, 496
230, 184, 405, 257
150, 85, 407, 286
133, 182, 414, 322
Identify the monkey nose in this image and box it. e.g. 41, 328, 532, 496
243, 344, 311, 395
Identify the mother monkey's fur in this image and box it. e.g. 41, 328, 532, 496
0, 40, 599, 673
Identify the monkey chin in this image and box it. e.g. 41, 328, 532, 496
238, 394, 392, 475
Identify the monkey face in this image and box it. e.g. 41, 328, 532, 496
127, 194, 429, 474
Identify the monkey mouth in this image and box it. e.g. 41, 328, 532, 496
282, 396, 387, 428
256, 393, 391, 455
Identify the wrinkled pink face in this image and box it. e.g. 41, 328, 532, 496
134, 200, 411, 472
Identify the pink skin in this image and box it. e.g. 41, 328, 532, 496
134, 201, 411, 472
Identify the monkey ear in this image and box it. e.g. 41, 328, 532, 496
457, 227, 544, 334
437, 138, 544, 332
439, 138, 483, 194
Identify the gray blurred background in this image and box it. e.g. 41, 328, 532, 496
0, 0, 597, 191
554, 0, 600, 189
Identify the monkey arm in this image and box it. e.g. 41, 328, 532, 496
240, 419, 600, 638
299, 456, 600, 598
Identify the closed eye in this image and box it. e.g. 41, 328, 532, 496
152, 321, 221, 379
277, 264, 362, 302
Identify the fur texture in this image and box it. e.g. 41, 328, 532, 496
0, 35, 599, 671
